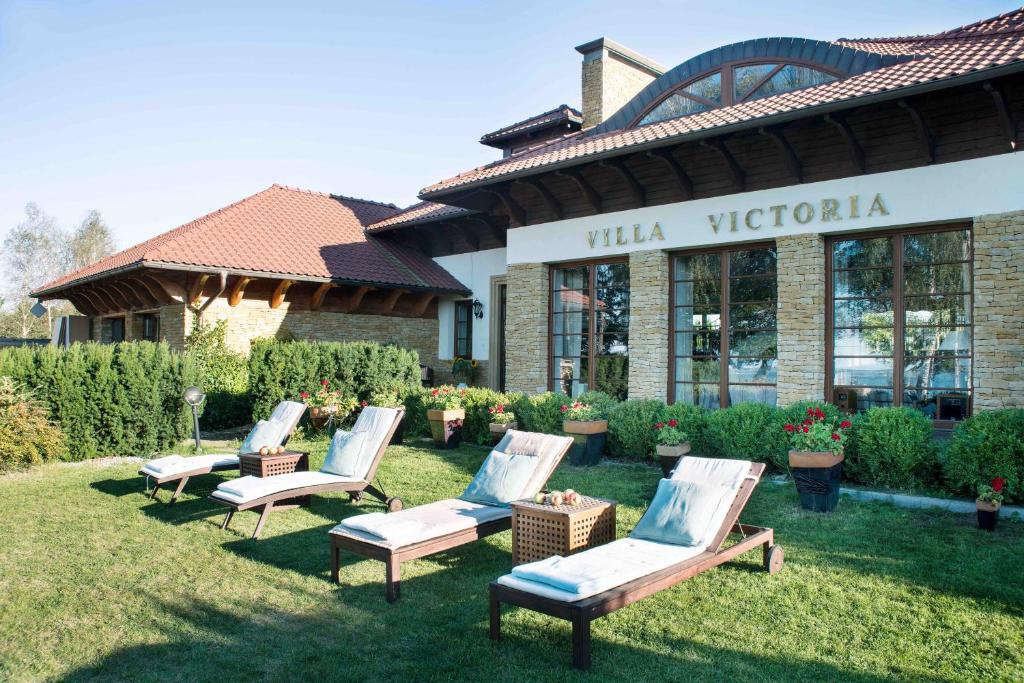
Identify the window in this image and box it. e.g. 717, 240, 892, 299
671, 246, 777, 408
454, 300, 473, 359
637, 62, 838, 127
828, 227, 972, 422
141, 314, 160, 342
551, 261, 630, 399
109, 317, 125, 343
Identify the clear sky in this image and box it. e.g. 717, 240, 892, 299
0, 0, 1014, 250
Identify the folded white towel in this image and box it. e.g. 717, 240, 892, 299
335, 498, 511, 548
144, 455, 186, 474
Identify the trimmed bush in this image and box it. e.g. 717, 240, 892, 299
661, 402, 708, 455
401, 386, 430, 439
248, 339, 420, 421
703, 402, 789, 469
184, 319, 250, 430
509, 392, 565, 435
844, 407, 937, 489
460, 387, 506, 445
0, 342, 196, 460
607, 399, 666, 460
576, 390, 619, 419
944, 409, 1024, 503
0, 377, 66, 471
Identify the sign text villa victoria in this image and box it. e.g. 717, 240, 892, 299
707, 193, 890, 233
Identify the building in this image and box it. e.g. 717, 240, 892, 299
34, 8, 1024, 426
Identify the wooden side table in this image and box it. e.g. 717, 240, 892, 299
511, 496, 616, 565
238, 450, 310, 507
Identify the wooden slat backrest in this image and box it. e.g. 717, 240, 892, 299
704, 462, 765, 552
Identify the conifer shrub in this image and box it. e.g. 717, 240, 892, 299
0, 377, 66, 471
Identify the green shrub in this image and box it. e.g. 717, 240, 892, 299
184, 318, 250, 430
0, 377, 66, 471
460, 387, 506, 445
576, 390, 619, 419
845, 407, 937, 489
607, 399, 666, 460
661, 402, 708, 454
248, 339, 420, 421
509, 392, 564, 435
703, 402, 789, 469
0, 342, 196, 460
402, 386, 430, 438
782, 400, 845, 427
944, 409, 1024, 503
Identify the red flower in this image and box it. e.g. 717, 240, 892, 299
801, 426, 810, 433
299, 391, 310, 399
806, 407, 815, 416
831, 433, 841, 441
840, 420, 852, 429
814, 408, 825, 419
803, 418, 814, 426
655, 422, 665, 429
360, 400, 368, 407
320, 379, 329, 387
783, 423, 795, 433
668, 419, 678, 428
430, 389, 439, 397
560, 405, 568, 413
992, 477, 1005, 492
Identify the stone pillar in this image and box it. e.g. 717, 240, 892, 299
628, 249, 669, 401
159, 304, 189, 350
505, 263, 549, 394
124, 311, 136, 340
973, 211, 1024, 411
575, 38, 663, 128
776, 234, 827, 406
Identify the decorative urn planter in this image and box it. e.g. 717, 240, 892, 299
976, 499, 1000, 531
656, 442, 691, 478
789, 450, 844, 512
427, 409, 465, 449
489, 421, 517, 445
309, 405, 338, 429
563, 419, 608, 467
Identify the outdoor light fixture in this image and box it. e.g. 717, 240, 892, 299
472, 299, 484, 319
183, 386, 206, 452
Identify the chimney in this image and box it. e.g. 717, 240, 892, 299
575, 38, 665, 129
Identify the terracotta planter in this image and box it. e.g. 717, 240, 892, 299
427, 408, 464, 449
656, 442, 691, 478
309, 405, 339, 429
789, 449, 844, 513
977, 499, 1001, 531
489, 421, 517, 445
563, 420, 608, 466
562, 419, 608, 435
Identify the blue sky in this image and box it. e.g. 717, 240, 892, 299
0, 0, 1013, 249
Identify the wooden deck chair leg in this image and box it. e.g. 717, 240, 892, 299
385, 555, 401, 603
168, 476, 189, 505
489, 593, 502, 641
570, 610, 592, 671
331, 541, 341, 584
221, 509, 234, 530
149, 482, 161, 500
251, 502, 274, 540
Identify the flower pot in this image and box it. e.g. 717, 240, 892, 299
309, 405, 339, 429
656, 442, 691, 478
489, 421, 517, 445
563, 420, 608, 466
427, 409, 464, 449
977, 499, 1000, 531
788, 450, 844, 513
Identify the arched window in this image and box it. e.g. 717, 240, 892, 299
636, 62, 838, 127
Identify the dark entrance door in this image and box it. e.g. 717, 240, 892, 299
498, 283, 507, 392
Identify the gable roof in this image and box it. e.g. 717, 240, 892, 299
34, 184, 469, 296
480, 105, 584, 147
366, 200, 476, 233
421, 8, 1024, 198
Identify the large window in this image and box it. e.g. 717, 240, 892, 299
141, 313, 160, 342
551, 261, 630, 399
671, 246, 777, 408
454, 300, 473, 359
828, 227, 972, 422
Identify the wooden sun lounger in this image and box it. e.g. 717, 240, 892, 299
330, 436, 573, 603
210, 407, 405, 540
489, 462, 783, 670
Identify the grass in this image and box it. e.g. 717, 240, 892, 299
0, 436, 1022, 682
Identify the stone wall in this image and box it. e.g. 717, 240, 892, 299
580, 47, 659, 128
628, 249, 669, 400
505, 263, 549, 394
776, 234, 827, 406
973, 210, 1024, 411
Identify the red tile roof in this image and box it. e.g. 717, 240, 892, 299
421, 9, 1024, 197
480, 105, 584, 145
366, 200, 476, 232
35, 185, 468, 296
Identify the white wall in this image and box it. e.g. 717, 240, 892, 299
507, 152, 1024, 264
434, 248, 507, 360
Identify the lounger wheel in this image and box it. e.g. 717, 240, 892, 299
765, 544, 784, 574
386, 497, 404, 513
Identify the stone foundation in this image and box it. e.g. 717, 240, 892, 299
504, 263, 549, 394
628, 249, 669, 400
776, 234, 827, 406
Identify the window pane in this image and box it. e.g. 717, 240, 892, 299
834, 299, 893, 328
904, 356, 971, 389
682, 72, 722, 103
553, 286, 588, 312
728, 384, 777, 406
675, 383, 721, 409
748, 65, 836, 101
728, 358, 777, 384
729, 248, 776, 276
834, 328, 894, 356
638, 93, 712, 126
674, 253, 720, 281
834, 386, 895, 412
674, 279, 720, 306
674, 306, 721, 331
553, 267, 587, 291
833, 268, 893, 298
904, 263, 971, 295
730, 303, 777, 330
675, 330, 721, 358
551, 311, 588, 336
553, 357, 588, 396
733, 63, 778, 100
904, 295, 971, 326
675, 357, 720, 384
904, 230, 970, 264
834, 357, 894, 387
730, 275, 776, 303
904, 326, 970, 357
833, 237, 892, 269
904, 390, 970, 421
729, 330, 776, 358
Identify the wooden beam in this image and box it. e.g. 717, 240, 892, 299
127, 276, 172, 306
228, 277, 252, 307
555, 168, 602, 214
187, 274, 210, 306
310, 283, 336, 311
143, 274, 186, 303
432, 225, 453, 255
646, 148, 693, 200
66, 292, 98, 316
120, 279, 158, 308
516, 178, 563, 220
107, 281, 147, 310
376, 288, 406, 315
408, 292, 436, 317
450, 221, 480, 251
699, 138, 745, 191
344, 285, 371, 313
824, 113, 865, 174
983, 81, 1017, 151
486, 186, 526, 227
471, 217, 506, 247
408, 230, 433, 256
759, 126, 802, 183
270, 279, 295, 309
76, 288, 111, 315
600, 157, 646, 206
898, 99, 934, 164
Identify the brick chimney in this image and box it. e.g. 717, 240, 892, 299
575, 38, 665, 129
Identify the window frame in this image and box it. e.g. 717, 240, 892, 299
109, 316, 125, 343
140, 312, 160, 342
825, 223, 974, 428
453, 299, 473, 359
667, 241, 778, 408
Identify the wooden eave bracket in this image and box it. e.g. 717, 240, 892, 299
983, 81, 1017, 151
187, 274, 210, 307
555, 168, 602, 214
600, 157, 646, 207
824, 112, 866, 174
758, 126, 803, 183
310, 283, 336, 311
228, 276, 252, 307
646, 148, 693, 200
897, 99, 935, 164
270, 279, 295, 309
485, 186, 526, 227
699, 138, 745, 191
344, 285, 372, 313
516, 177, 564, 220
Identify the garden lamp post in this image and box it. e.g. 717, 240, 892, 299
183, 386, 206, 452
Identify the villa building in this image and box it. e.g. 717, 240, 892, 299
34, 8, 1024, 426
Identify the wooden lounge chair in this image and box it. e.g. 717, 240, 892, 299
489, 458, 783, 670
139, 400, 306, 504
209, 406, 404, 539
329, 430, 574, 603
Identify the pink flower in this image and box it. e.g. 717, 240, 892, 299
320, 379, 329, 387
300, 391, 310, 400
655, 422, 665, 430
360, 400, 368, 407
668, 419, 678, 428
560, 405, 568, 413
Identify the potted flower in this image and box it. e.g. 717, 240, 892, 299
424, 385, 465, 449
487, 403, 517, 445
976, 477, 1005, 531
783, 407, 851, 512
561, 401, 607, 466
654, 419, 691, 477
305, 380, 357, 429
451, 357, 478, 386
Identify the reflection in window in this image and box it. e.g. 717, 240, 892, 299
672, 247, 777, 408
454, 300, 473, 358
830, 228, 972, 421
747, 65, 836, 101
551, 262, 629, 399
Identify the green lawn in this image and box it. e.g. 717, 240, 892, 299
0, 437, 1021, 682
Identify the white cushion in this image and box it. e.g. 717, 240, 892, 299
348, 406, 401, 479
269, 400, 306, 430
211, 471, 358, 504
630, 479, 733, 547
492, 430, 573, 498
331, 498, 511, 548
141, 453, 239, 477
321, 430, 368, 477
240, 420, 285, 455
460, 449, 539, 506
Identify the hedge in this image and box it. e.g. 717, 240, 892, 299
845, 407, 937, 490
248, 339, 421, 421
184, 319, 250, 430
703, 402, 790, 470
944, 409, 1024, 503
607, 399, 664, 460
0, 342, 196, 460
